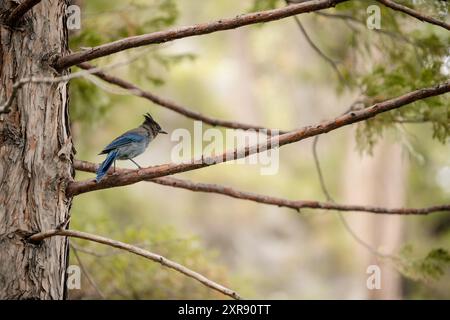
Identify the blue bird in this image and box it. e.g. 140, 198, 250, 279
96, 113, 167, 182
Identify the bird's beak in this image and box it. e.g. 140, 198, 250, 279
159, 129, 168, 134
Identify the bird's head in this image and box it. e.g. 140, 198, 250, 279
142, 113, 167, 136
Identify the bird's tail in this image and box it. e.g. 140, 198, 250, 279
96, 150, 118, 182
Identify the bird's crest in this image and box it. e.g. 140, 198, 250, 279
143, 113, 155, 123
142, 112, 167, 134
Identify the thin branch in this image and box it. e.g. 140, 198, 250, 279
316, 10, 425, 69
315, 11, 415, 45
74, 160, 450, 215
315, 11, 359, 22
312, 136, 333, 201
393, 118, 432, 124
53, 0, 348, 69
0, 50, 152, 114
71, 240, 176, 257
310, 101, 395, 257
28, 229, 241, 300
285, 0, 345, 83
312, 135, 392, 258
71, 243, 109, 258
0, 79, 27, 114
66, 80, 450, 196
293, 16, 345, 83
376, 0, 450, 31
4, 0, 41, 26
70, 244, 106, 299
0, 74, 85, 114
77, 62, 286, 134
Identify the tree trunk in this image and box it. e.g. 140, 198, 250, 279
0, 0, 73, 299
342, 133, 405, 299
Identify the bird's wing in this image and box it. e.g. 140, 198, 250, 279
99, 131, 144, 154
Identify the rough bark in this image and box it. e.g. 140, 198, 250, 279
0, 0, 73, 299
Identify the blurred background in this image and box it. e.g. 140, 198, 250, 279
67, 0, 449, 299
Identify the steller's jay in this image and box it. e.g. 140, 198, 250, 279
96, 113, 167, 182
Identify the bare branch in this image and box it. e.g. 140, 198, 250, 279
315, 11, 415, 45
0, 52, 151, 114
284, 0, 345, 83
74, 159, 450, 215
312, 136, 333, 202
5, 0, 41, 26
71, 243, 110, 258
77, 62, 286, 134
0, 74, 85, 114
53, 0, 348, 69
292, 16, 345, 82
376, 0, 450, 31
315, 11, 359, 21
71, 240, 163, 257
393, 118, 432, 124
70, 244, 106, 299
66, 80, 450, 196
0, 79, 27, 114
29, 229, 241, 300
73, 160, 450, 215
312, 135, 392, 257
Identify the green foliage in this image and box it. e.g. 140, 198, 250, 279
323, 1, 450, 153
396, 246, 450, 282
247, 0, 450, 295
68, 0, 239, 299
397, 0, 449, 20
249, 0, 280, 12
67, 0, 450, 298
69, 187, 235, 299
69, 225, 231, 299
355, 58, 449, 153
127, 52, 196, 88
355, 118, 384, 155
69, 0, 185, 124
70, 78, 111, 123
70, 0, 178, 50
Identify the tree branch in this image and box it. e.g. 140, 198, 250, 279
376, 0, 450, 31
315, 11, 415, 45
4, 0, 41, 26
284, 0, 345, 83
0, 78, 26, 114
53, 0, 348, 69
66, 80, 450, 196
312, 135, 391, 257
74, 159, 450, 215
70, 244, 106, 299
77, 62, 286, 134
291, 15, 345, 83
28, 229, 241, 300
0, 53, 151, 114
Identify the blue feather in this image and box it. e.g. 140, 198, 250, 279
99, 132, 144, 155
95, 114, 166, 181
96, 150, 118, 182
